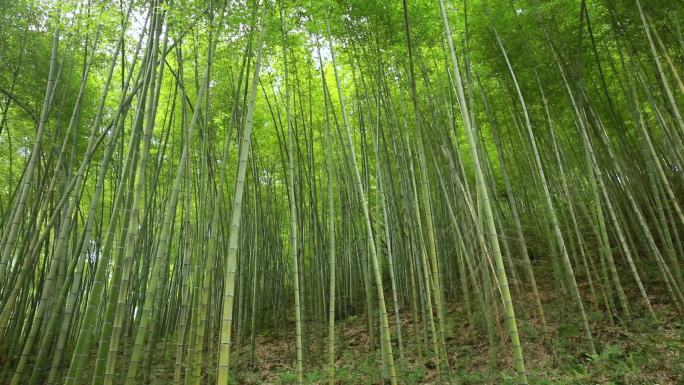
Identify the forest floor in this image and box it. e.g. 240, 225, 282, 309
140, 287, 684, 385
224, 301, 683, 384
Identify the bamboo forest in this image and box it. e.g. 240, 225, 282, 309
1, 0, 684, 383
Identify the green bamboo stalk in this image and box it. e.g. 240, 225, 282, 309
216, 19, 265, 385
440, 1, 529, 383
